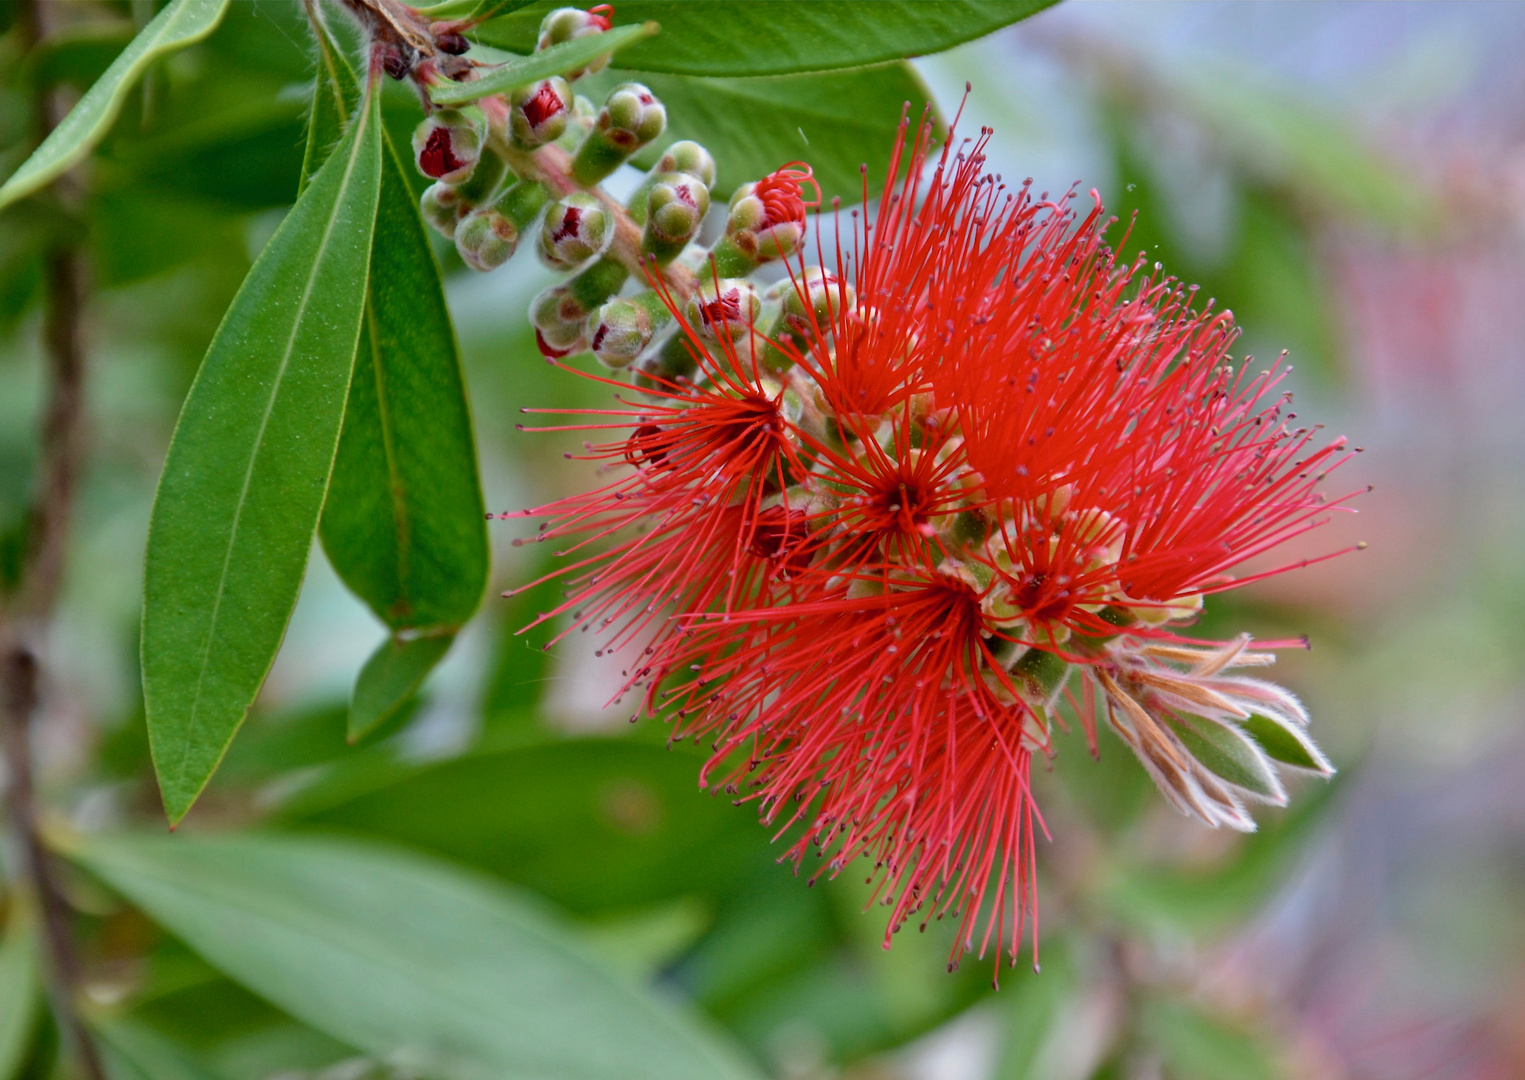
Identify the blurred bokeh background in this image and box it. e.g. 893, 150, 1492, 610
3, 2, 1524, 1078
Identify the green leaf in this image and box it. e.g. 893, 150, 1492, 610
0, 0, 231, 211
95, 1019, 223, 1080
429, 22, 660, 106
319, 152, 489, 631
418, 0, 540, 24
1165, 713, 1283, 802
474, 1, 1058, 76
141, 89, 384, 826
307, 15, 488, 634
1240, 713, 1333, 775
617, 62, 940, 202
286, 739, 774, 917
0, 917, 39, 1080
304, 15, 488, 728
298, 12, 359, 198
73, 832, 765, 1080
348, 633, 454, 742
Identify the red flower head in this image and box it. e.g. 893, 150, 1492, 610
505, 109, 1359, 976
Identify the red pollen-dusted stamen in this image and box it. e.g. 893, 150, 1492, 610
755, 162, 820, 228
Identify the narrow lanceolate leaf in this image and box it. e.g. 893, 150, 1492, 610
1167, 714, 1285, 804
429, 22, 659, 105
0, 918, 39, 1080
142, 91, 383, 826
348, 634, 454, 742
417, 0, 534, 21
622, 62, 940, 201
297, 8, 359, 198
1240, 712, 1334, 775
304, 14, 489, 734
74, 833, 766, 1080
319, 150, 488, 631
0, 0, 230, 210
476, 1, 1057, 77
93, 1020, 223, 1080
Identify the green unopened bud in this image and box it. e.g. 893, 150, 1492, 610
538, 192, 612, 270
572, 82, 666, 185
784, 267, 854, 324
587, 296, 656, 369
420, 182, 467, 239
758, 269, 852, 372
653, 140, 716, 190
605, 82, 666, 147
455, 207, 519, 272
537, 6, 614, 79
641, 172, 709, 263
413, 107, 485, 184
685, 278, 762, 344
509, 77, 573, 150
1012, 647, 1071, 707
531, 282, 590, 358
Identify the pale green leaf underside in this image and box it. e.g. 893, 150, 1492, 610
142, 91, 383, 826
0, 0, 230, 210
430, 22, 659, 106
74, 833, 765, 1080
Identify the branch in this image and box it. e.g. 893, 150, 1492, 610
0, 3, 105, 1079
498, 140, 698, 300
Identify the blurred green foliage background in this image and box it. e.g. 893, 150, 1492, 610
2, 2, 1523, 1079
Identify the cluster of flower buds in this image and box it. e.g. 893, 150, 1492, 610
503, 110, 1360, 975
397, 6, 829, 384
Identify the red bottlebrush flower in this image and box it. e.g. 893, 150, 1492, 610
505, 109, 1358, 976
503, 308, 806, 661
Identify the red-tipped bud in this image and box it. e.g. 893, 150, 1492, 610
571, 82, 665, 185
509, 77, 573, 150
599, 81, 665, 150
586, 296, 653, 369
420, 182, 467, 239
686, 278, 761, 344
642, 172, 709, 262
531, 282, 590, 357
412, 107, 485, 184
538, 192, 612, 270
537, 6, 615, 79
456, 207, 519, 272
